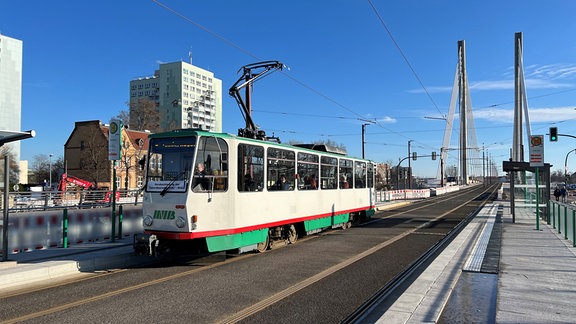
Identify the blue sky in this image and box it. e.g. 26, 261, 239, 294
2, 1, 576, 178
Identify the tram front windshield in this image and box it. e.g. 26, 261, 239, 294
145, 136, 196, 193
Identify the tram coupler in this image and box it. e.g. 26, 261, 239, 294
133, 233, 158, 256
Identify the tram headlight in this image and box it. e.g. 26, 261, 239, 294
175, 216, 186, 228
143, 215, 153, 227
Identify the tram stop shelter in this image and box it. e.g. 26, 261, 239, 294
503, 160, 551, 226
1, 129, 36, 261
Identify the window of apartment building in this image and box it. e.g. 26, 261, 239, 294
138, 84, 143, 89
208, 77, 212, 83
202, 75, 207, 81
202, 83, 207, 88
131, 85, 136, 90
190, 72, 195, 77
183, 77, 188, 83
183, 69, 188, 75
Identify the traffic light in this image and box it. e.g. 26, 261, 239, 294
550, 127, 558, 142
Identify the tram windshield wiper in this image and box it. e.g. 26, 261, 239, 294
160, 171, 187, 197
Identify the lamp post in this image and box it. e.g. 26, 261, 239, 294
565, 148, 576, 186
48, 154, 53, 191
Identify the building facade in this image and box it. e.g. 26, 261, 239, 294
0, 34, 23, 162
64, 120, 149, 190
129, 61, 222, 133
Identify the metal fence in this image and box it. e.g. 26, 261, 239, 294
1, 205, 143, 254
548, 200, 576, 248
5, 189, 142, 212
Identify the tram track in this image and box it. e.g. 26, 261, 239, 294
342, 184, 500, 323
0, 185, 499, 323
221, 184, 499, 323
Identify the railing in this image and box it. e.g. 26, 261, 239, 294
2, 205, 143, 254
548, 200, 576, 247
5, 189, 143, 212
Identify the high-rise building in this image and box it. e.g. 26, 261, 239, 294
0, 34, 23, 162
129, 61, 222, 133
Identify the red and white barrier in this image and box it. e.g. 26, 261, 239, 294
5, 206, 143, 254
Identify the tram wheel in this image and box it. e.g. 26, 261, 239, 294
257, 233, 269, 253
287, 224, 298, 244
342, 221, 352, 230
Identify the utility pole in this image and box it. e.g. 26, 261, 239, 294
408, 140, 413, 189
362, 123, 369, 159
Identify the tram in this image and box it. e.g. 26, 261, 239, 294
134, 129, 376, 256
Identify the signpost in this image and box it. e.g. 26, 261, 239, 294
109, 119, 122, 241
530, 135, 544, 230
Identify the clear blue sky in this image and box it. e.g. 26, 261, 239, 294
2, 1, 576, 178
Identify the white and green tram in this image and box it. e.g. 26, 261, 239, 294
135, 129, 376, 256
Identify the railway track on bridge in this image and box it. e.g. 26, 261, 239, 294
0, 184, 500, 323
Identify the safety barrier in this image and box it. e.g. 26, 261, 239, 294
376, 188, 435, 202
4, 205, 143, 254
431, 185, 460, 196
549, 200, 576, 247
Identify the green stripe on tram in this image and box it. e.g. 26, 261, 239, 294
205, 228, 268, 252
304, 213, 350, 231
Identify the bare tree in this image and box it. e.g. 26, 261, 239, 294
0, 146, 20, 187
128, 98, 160, 132
115, 110, 130, 127
81, 130, 109, 187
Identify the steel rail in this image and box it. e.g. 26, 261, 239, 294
342, 184, 500, 323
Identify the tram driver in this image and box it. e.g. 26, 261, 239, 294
193, 163, 211, 191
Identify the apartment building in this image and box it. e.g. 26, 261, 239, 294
0, 34, 23, 162
129, 61, 222, 133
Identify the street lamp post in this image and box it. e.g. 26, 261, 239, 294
565, 148, 576, 185
48, 154, 53, 191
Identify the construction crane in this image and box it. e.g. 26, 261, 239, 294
229, 61, 284, 141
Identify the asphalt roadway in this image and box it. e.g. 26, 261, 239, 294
1, 198, 576, 323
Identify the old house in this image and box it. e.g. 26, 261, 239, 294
64, 120, 150, 190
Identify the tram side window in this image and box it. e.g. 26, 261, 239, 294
339, 159, 353, 189
355, 161, 367, 188
267, 148, 295, 191
193, 137, 228, 192
297, 152, 319, 190
320, 156, 338, 189
367, 162, 375, 188
238, 144, 264, 192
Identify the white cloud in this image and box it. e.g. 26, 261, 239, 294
377, 116, 397, 123
474, 106, 576, 123
410, 63, 576, 93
